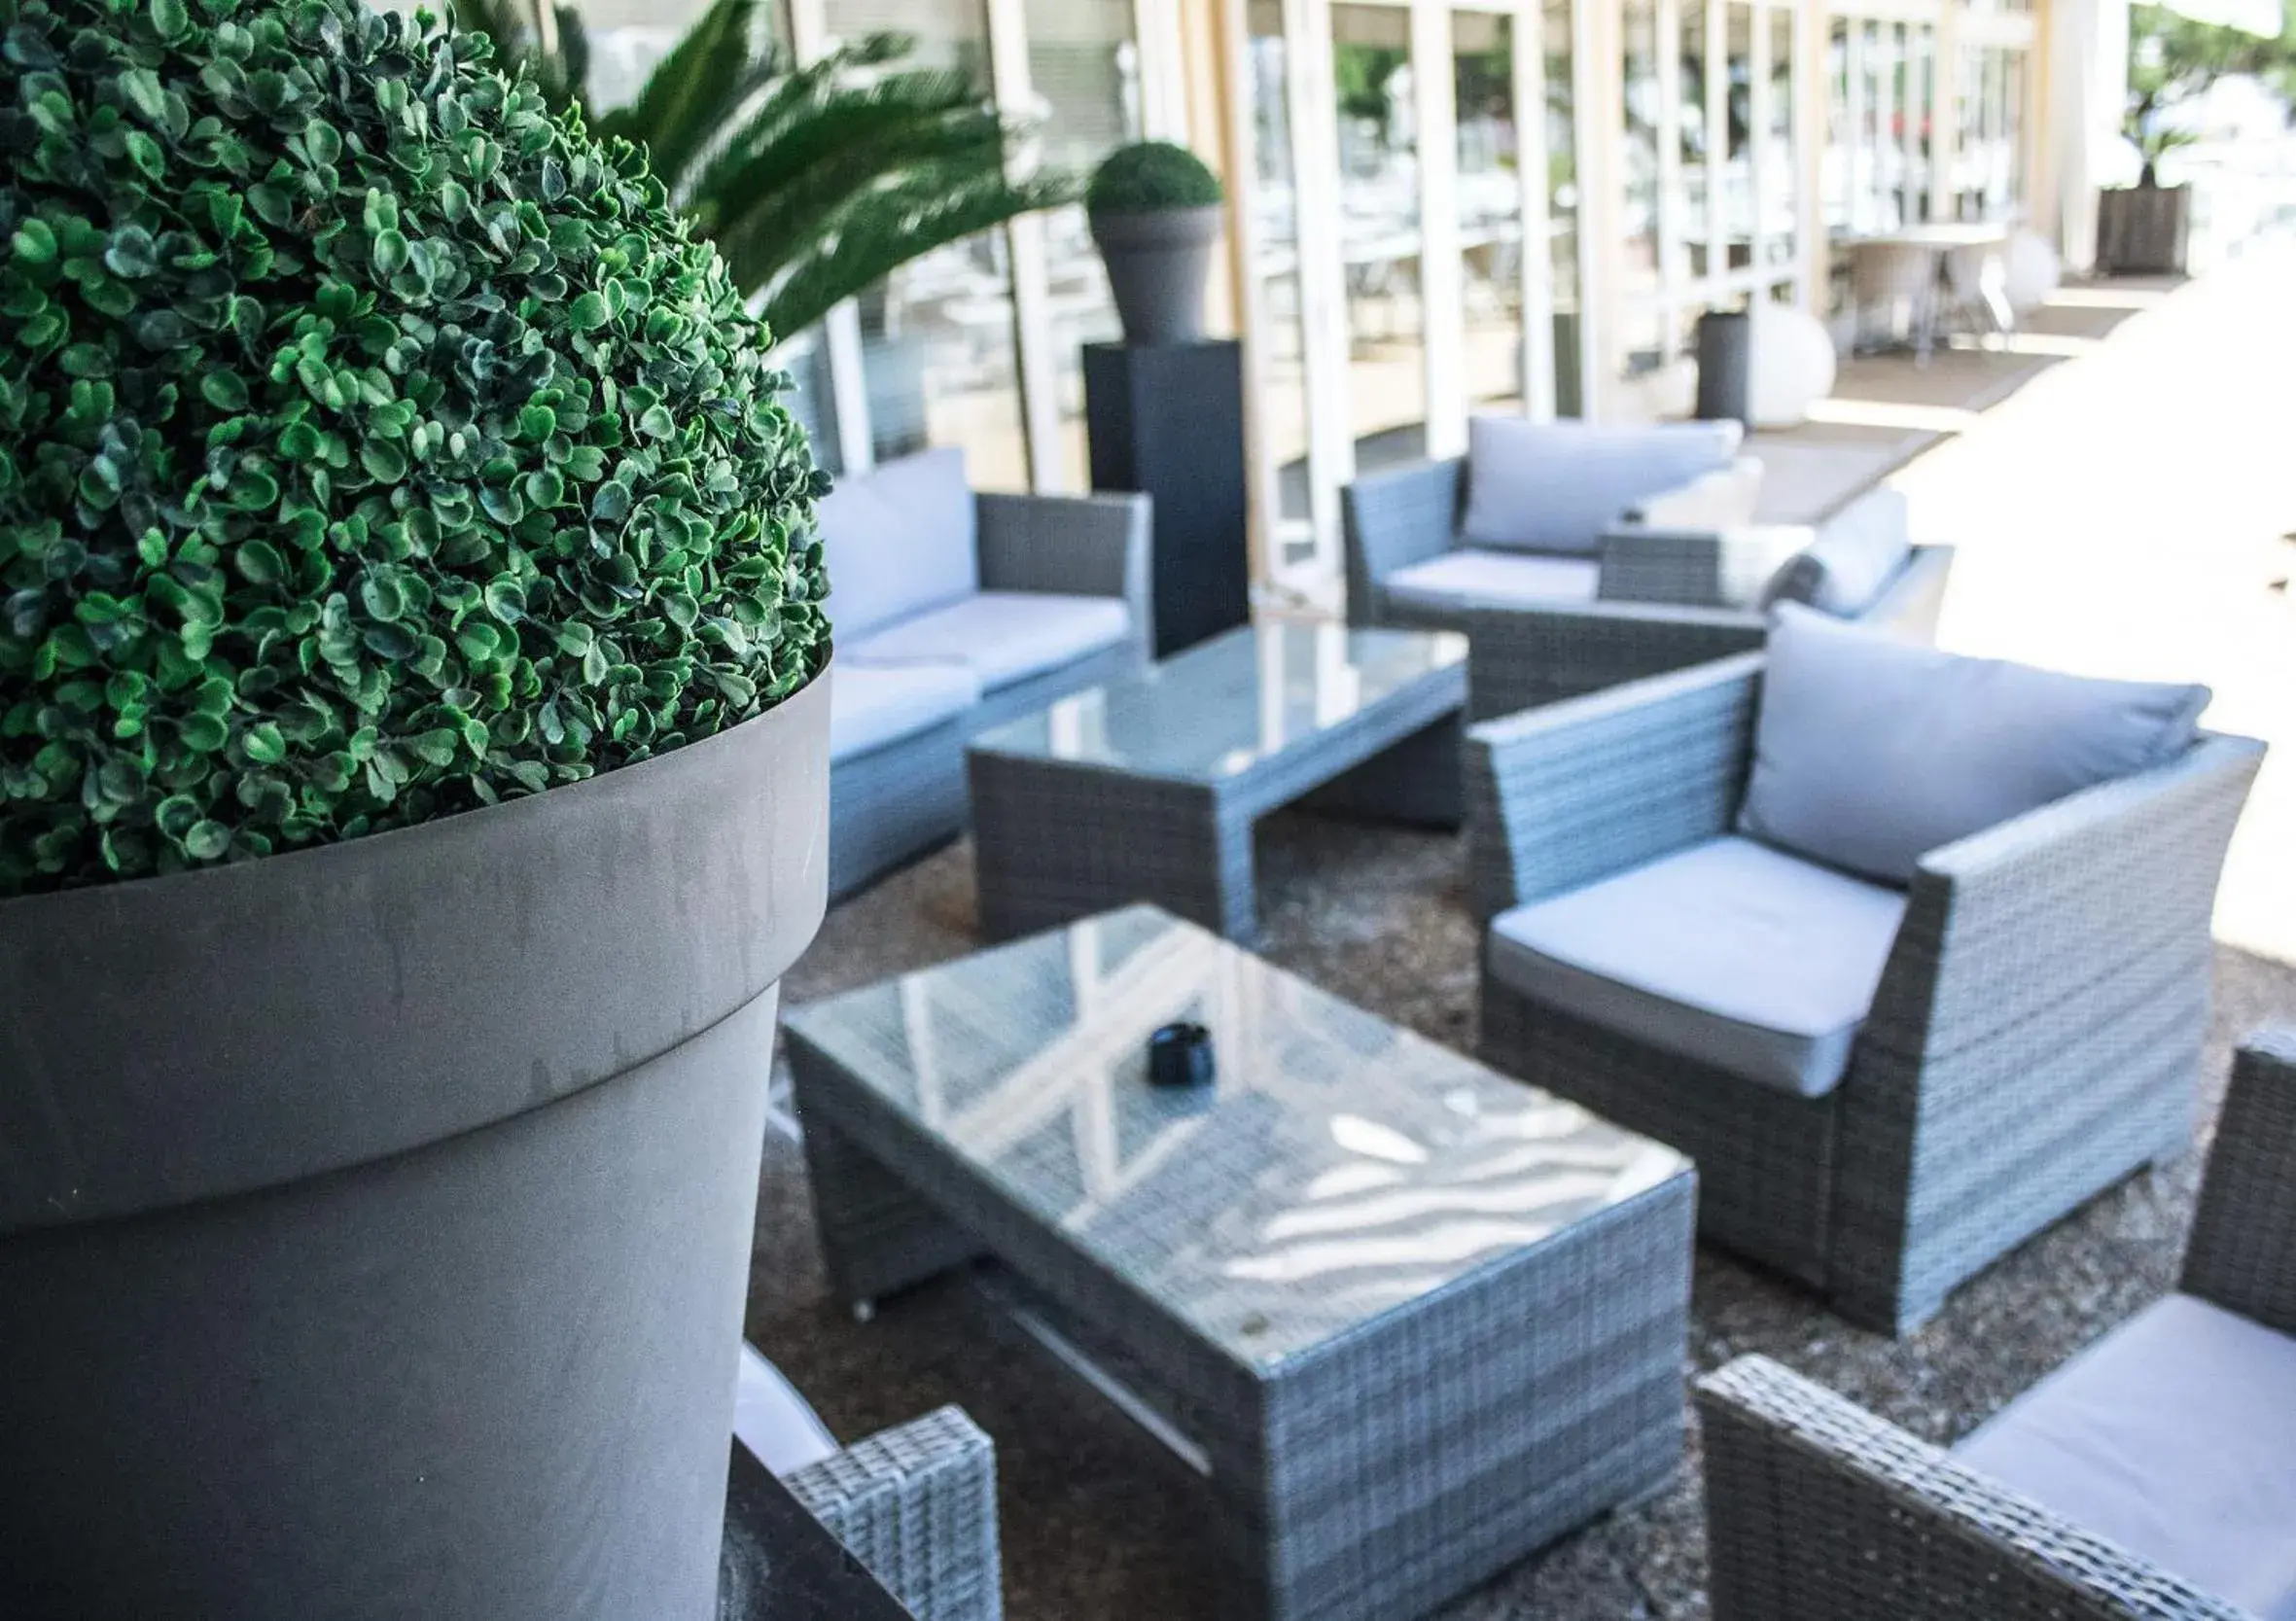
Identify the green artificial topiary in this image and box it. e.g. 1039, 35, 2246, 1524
1085, 140, 1223, 215
0, 0, 831, 899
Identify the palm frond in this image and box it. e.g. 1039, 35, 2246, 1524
598, 0, 780, 194
448, 0, 588, 113
755, 170, 1077, 344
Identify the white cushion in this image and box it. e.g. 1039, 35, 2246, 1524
733, 1343, 839, 1478
829, 661, 980, 763
1488, 835, 1907, 1098
1761, 487, 1913, 617
1741, 606, 2212, 884
1385, 548, 1600, 616
818, 446, 979, 641
1955, 1293, 2296, 1620
1461, 415, 1744, 555
847, 590, 1131, 693
1625, 456, 1766, 532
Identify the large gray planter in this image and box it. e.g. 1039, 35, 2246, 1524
1091, 203, 1222, 346
2096, 184, 2190, 276
0, 665, 833, 1620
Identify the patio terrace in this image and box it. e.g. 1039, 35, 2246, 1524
752, 240, 2296, 1618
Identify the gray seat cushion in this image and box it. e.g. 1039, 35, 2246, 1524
1955, 1292, 2296, 1619
1762, 487, 1913, 617
1385, 548, 1600, 615
1460, 415, 1743, 555
829, 660, 980, 763
733, 1343, 839, 1478
848, 590, 1131, 692
1488, 835, 1907, 1097
817, 446, 979, 640
1740, 605, 2211, 884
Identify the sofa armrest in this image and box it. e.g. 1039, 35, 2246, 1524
1343, 457, 1463, 626
1464, 651, 1761, 921
1597, 524, 1811, 610
2183, 1030, 2296, 1338
786, 1405, 1003, 1621
1696, 1357, 2246, 1621
1459, 600, 1768, 721
1828, 733, 2267, 1330
975, 491, 1152, 660
1852, 544, 1955, 642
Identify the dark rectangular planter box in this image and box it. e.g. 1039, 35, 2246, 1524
2097, 185, 2190, 276
1084, 340, 1251, 660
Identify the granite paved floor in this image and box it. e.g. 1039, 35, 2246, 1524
749, 813, 2296, 1621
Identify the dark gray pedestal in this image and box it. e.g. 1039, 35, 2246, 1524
1083, 340, 1251, 659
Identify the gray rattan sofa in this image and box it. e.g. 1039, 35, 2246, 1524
820, 448, 1151, 899
1466, 640, 2264, 1333
1345, 436, 1953, 720
1696, 1031, 2296, 1620
727, 1342, 1003, 1621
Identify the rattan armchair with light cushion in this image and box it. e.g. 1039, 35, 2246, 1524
1695, 1032, 2296, 1621
1456, 487, 1955, 722
820, 448, 1152, 899
730, 1344, 1003, 1621
1466, 643, 2264, 1333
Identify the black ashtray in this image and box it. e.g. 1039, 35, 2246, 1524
1147, 1022, 1215, 1089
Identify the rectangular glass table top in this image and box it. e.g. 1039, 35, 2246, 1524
969, 622, 1466, 784
786, 906, 1688, 1371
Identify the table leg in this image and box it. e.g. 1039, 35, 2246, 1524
796, 1110, 985, 1312
1299, 713, 1462, 828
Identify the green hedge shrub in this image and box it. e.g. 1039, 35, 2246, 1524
1086, 140, 1224, 214
0, 0, 830, 898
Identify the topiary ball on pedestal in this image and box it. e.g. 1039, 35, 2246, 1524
1087, 139, 1225, 346
0, 0, 830, 899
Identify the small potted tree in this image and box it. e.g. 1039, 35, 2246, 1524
0, 1, 832, 1615
1087, 139, 1226, 346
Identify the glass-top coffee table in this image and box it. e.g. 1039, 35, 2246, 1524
785, 907, 1695, 1621
967, 622, 1467, 943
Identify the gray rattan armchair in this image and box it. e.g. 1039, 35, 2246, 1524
720, 1403, 1003, 1621
1467, 652, 2265, 1332
1696, 1033, 2296, 1620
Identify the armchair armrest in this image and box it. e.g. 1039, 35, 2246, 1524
1342, 457, 1463, 626
786, 1404, 1003, 1621
975, 490, 1153, 661
1464, 651, 1761, 922
1854, 544, 1956, 641
1696, 1356, 2245, 1621
1459, 600, 1768, 721
1830, 733, 2267, 1330
1596, 523, 1813, 610
2182, 1030, 2296, 1337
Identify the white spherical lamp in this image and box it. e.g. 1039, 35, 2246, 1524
2004, 229, 2063, 313
1747, 302, 1836, 428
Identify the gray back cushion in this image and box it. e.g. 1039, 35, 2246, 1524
817, 446, 979, 641
1460, 415, 1743, 556
1740, 606, 2210, 883
1762, 486, 1913, 617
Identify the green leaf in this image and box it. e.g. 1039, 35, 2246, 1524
151, 0, 191, 41
9, 219, 56, 266
568, 291, 611, 331
183, 820, 231, 861
242, 722, 287, 764
371, 229, 409, 276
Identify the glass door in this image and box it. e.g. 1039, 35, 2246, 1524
1331, 4, 1429, 470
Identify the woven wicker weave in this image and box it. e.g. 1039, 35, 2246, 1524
1469, 652, 2265, 1332
1695, 1031, 2296, 1619
785, 1405, 1004, 1621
